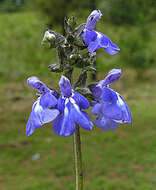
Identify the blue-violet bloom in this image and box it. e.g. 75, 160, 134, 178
26, 77, 60, 136
53, 76, 93, 137
81, 10, 120, 55
91, 69, 132, 130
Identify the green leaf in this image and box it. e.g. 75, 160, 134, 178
48, 63, 62, 73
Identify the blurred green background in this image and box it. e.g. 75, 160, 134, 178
0, 0, 156, 189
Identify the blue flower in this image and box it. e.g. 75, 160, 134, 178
81, 10, 120, 55
91, 69, 132, 130
26, 77, 60, 136
53, 76, 93, 137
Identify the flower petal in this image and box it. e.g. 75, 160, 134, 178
115, 93, 132, 123
81, 29, 97, 46
53, 115, 76, 137
102, 87, 132, 123
96, 32, 120, 55
26, 112, 42, 136
26, 97, 60, 136
98, 33, 109, 48
72, 91, 90, 109
27, 76, 49, 94
104, 47, 120, 55
40, 92, 58, 108
92, 103, 102, 115
88, 39, 100, 53
69, 99, 93, 130
102, 87, 117, 103
86, 10, 102, 31
41, 108, 59, 124
50, 89, 60, 99
80, 111, 94, 130
85, 31, 120, 55
33, 99, 59, 123
95, 114, 119, 130
87, 31, 111, 53
57, 95, 66, 112
53, 102, 75, 136
90, 85, 103, 100
26, 117, 35, 136
100, 69, 122, 86
59, 76, 72, 97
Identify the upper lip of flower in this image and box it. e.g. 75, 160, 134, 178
89, 10, 102, 20
85, 10, 102, 31
59, 76, 72, 98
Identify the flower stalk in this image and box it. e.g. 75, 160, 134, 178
25, 10, 132, 190
73, 125, 83, 190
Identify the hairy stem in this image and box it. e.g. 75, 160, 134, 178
73, 125, 83, 190
57, 46, 64, 71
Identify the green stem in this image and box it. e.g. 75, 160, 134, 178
73, 125, 83, 190
57, 46, 64, 71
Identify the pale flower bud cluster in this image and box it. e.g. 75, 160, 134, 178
41, 30, 56, 44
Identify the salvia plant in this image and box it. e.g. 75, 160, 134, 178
26, 10, 132, 190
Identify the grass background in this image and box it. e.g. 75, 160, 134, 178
0, 11, 156, 190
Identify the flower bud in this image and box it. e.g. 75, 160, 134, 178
42, 30, 56, 44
